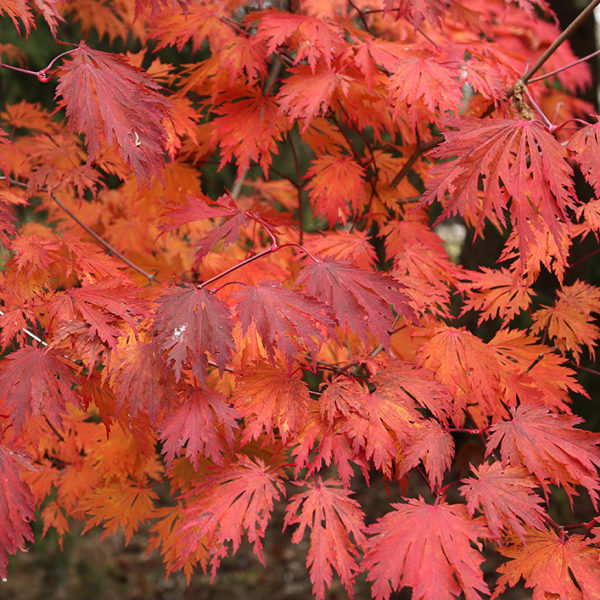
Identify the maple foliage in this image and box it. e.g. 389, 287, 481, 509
0, 0, 600, 598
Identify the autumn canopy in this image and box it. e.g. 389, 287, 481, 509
0, 0, 600, 598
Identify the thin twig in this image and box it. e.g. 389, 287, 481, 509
329, 112, 364, 166
0, 176, 158, 283
348, 0, 370, 30
576, 364, 600, 376
391, 137, 443, 188
513, 0, 600, 92
44, 415, 65, 442
199, 247, 275, 288
50, 192, 159, 284
528, 46, 600, 84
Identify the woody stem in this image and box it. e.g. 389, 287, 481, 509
514, 0, 600, 91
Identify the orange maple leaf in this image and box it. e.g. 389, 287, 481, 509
531, 280, 600, 364
460, 267, 533, 325
363, 498, 491, 600
492, 528, 600, 600
305, 154, 367, 225
232, 361, 312, 444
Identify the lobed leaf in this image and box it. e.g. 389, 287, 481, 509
363, 498, 490, 600
0, 346, 80, 432
486, 405, 600, 507
297, 257, 413, 349
0, 446, 35, 578
56, 41, 171, 182
460, 461, 547, 540
234, 281, 335, 364
284, 477, 367, 600
151, 285, 235, 383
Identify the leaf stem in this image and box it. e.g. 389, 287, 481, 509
522, 84, 554, 130
44, 415, 65, 442
0, 63, 41, 77
199, 248, 275, 288
575, 363, 600, 376
443, 427, 483, 434
275, 242, 320, 262
199, 242, 319, 289
567, 246, 600, 271
0, 309, 47, 346
0, 48, 77, 81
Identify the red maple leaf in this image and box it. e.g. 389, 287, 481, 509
112, 340, 165, 424
421, 117, 576, 265
373, 360, 455, 424
568, 118, 600, 195
386, 50, 463, 129
161, 193, 281, 264
0, 188, 27, 249
211, 87, 288, 179
0, 0, 34, 35
340, 384, 423, 477
233, 281, 335, 363
51, 277, 145, 350
283, 477, 367, 600
297, 257, 413, 349
0, 346, 80, 432
56, 41, 171, 182
0, 445, 35, 578
292, 405, 370, 487
250, 10, 346, 72
134, 0, 189, 20
397, 419, 454, 489
317, 378, 368, 425
161, 193, 249, 263
277, 64, 352, 125
363, 497, 490, 600
151, 285, 235, 383
486, 405, 600, 507
460, 461, 547, 540
305, 154, 367, 225
32, 0, 64, 37
178, 456, 286, 575
385, 0, 452, 26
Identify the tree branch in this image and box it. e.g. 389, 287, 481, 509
513, 0, 600, 92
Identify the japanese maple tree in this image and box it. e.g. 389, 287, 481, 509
1, 0, 600, 598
